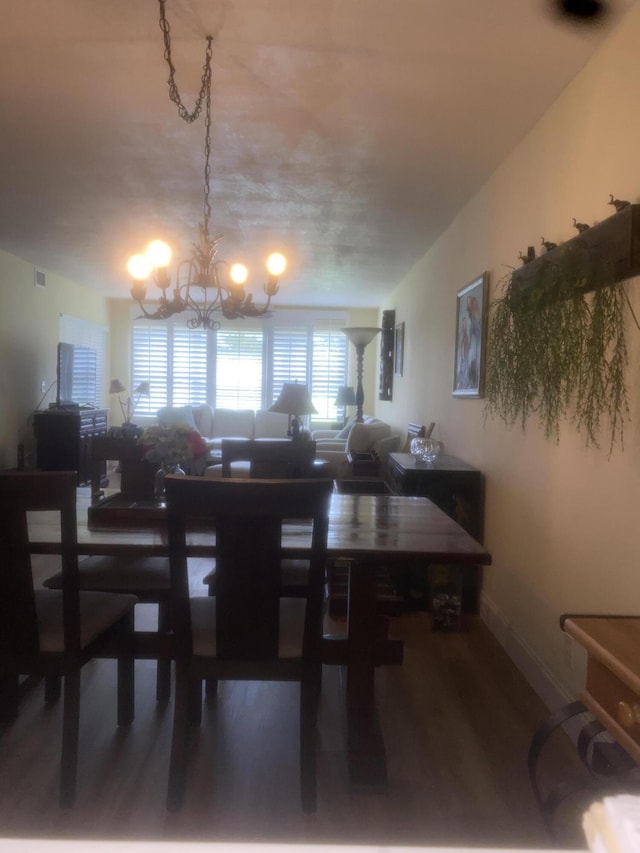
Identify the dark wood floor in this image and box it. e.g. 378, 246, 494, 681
0, 559, 587, 848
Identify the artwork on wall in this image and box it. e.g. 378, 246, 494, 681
453, 271, 488, 398
379, 309, 395, 401
394, 322, 405, 377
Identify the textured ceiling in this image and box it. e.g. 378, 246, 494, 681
0, 0, 635, 308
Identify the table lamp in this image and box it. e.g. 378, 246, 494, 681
269, 382, 317, 439
334, 385, 357, 426
341, 327, 382, 422
109, 379, 150, 426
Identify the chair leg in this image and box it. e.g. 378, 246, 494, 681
156, 602, 172, 703
0, 667, 20, 723
167, 660, 190, 811
188, 679, 203, 725
44, 675, 62, 708
299, 676, 319, 812
60, 669, 80, 808
117, 614, 135, 726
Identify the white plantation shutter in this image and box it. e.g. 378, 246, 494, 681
59, 315, 107, 406
311, 328, 348, 420
132, 324, 168, 414
172, 328, 208, 406
130, 312, 348, 418
272, 327, 308, 404
215, 328, 263, 409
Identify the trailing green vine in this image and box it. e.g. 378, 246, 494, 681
485, 246, 630, 453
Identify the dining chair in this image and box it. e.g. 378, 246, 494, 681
220, 438, 317, 478
43, 435, 172, 701
164, 474, 333, 812
0, 470, 136, 807
203, 439, 320, 600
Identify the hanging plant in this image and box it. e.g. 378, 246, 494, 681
485, 242, 630, 452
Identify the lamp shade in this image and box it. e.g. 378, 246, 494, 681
109, 379, 126, 394
341, 327, 382, 348
134, 381, 151, 396
269, 383, 317, 416
334, 386, 357, 406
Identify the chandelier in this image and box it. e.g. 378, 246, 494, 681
127, 0, 286, 331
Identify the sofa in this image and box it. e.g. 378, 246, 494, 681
312, 416, 400, 479
157, 404, 290, 455
156, 404, 291, 476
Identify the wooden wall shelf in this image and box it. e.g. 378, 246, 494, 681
511, 203, 640, 299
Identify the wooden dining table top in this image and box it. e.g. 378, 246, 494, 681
27, 488, 491, 566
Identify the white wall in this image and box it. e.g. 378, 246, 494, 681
0, 251, 110, 471
376, 3, 640, 704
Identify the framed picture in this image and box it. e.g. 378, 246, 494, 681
394, 322, 405, 376
453, 271, 489, 398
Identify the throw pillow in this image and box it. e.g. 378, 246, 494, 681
336, 420, 355, 440
346, 421, 391, 453
156, 405, 198, 431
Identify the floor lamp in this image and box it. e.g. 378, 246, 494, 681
342, 327, 381, 423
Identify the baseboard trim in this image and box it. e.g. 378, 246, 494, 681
479, 592, 573, 712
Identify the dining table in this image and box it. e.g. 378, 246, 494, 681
27, 485, 492, 791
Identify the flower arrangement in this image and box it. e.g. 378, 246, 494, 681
139, 423, 208, 468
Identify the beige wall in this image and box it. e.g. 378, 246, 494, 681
376, 4, 640, 703
0, 250, 110, 471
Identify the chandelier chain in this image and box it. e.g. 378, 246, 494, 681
157, 0, 213, 234
158, 0, 213, 124
127, 2, 284, 329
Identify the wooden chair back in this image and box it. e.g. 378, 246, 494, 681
0, 470, 81, 663
165, 475, 332, 663
221, 439, 317, 479
90, 435, 155, 504
402, 422, 435, 452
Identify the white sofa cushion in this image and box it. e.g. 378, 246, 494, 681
211, 408, 255, 439
346, 420, 391, 453
192, 404, 215, 437
157, 405, 198, 430
255, 409, 289, 438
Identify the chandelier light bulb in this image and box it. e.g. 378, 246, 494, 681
230, 263, 249, 285
267, 252, 287, 277
127, 253, 151, 281
146, 239, 172, 268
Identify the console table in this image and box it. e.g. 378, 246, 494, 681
33, 408, 109, 486
385, 452, 485, 612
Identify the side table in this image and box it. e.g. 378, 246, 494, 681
528, 615, 640, 835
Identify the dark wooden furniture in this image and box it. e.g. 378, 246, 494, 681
512, 203, 640, 299
385, 451, 485, 612
528, 615, 640, 834
379, 308, 395, 401
27, 490, 491, 791
221, 438, 317, 478
0, 470, 135, 807
55, 435, 172, 700
164, 476, 333, 812
34, 408, 109, 486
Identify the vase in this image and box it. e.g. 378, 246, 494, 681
153, 462, 186, 500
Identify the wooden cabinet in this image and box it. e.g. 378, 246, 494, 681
33, 408, 109, 486
385, 451, 485, 611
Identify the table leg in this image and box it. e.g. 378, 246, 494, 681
345, 557, 388, 788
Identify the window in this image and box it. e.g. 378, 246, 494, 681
130, 311, 348, 420
311, 329, 348, 420
59, 314, 107, 407
215, 329, 263, 409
